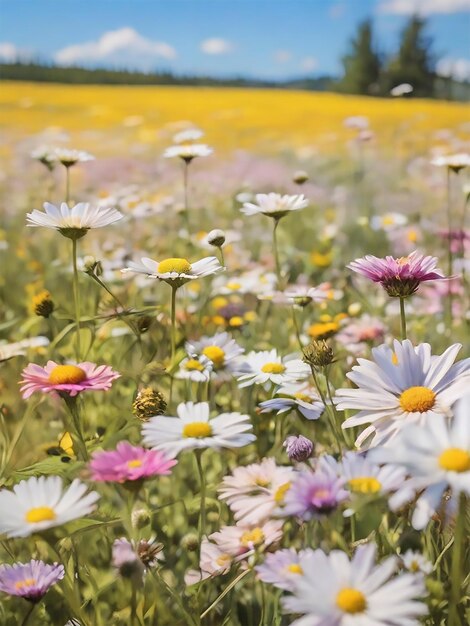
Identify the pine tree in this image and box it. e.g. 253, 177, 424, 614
338, 20, 381, 95
384, 15, 435, 97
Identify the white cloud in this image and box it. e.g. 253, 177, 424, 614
0, 42, 31, 61
200, 38, 233, 55
54, 27, 176, 68
301, 56, 318, 72
274, 50, 292, 64
437, 57, 470, 81
379, 0, 470, 14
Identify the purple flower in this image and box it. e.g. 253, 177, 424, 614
89, 441, 177, 483
283, 435, 314, 462
0, 560, 64, 602
283, 469, 348, 520
256, 548, 311, 591
348, 251, 445, 297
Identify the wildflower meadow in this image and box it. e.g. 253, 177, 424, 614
0, 81, 469, 626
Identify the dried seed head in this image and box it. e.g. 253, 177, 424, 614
132, 387, 167, 421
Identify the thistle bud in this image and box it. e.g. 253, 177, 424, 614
33, 290, 54, 318
283, 435, 314, 462
303, 340, 334, 368
132, 507, 151, 529
206, 229, 226, 247
132, 387, 167, 421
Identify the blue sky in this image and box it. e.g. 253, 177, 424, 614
1, 0, 469, 79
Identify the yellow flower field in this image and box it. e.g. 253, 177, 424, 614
1, 81, 468, 155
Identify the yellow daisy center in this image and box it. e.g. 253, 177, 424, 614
157, 258, 191, 274
261, 362, 286, 374
240, 527, 265, 547
183, 422, 213, 438
438, 448, 470, 473
202, 345, 225, 368
48, 364, 87, 385
348, 477, 382, 494
336, 588, 367, 614
399, 386, 436, 413
184, 359, 205, 371
254, 477, 270, 487
294, 392, 311, 402
25, 506, 56, 524
274, 482, 291, 504
382, 216, 395, 226
229, 316, 244, 327
14, 578, 37, 591
127, 459, 143, 469
287, 564, 303, 574
216, 554, 232, 567
226, 282, 242, 290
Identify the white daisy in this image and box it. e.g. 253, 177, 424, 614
334, 339, 470, 448
26, 202, 123, 238
0, 336, 49, 363
31, 146, 57, 169
173, 128, 204, 143
142, 401, 255, 457
218, 458, 294, 524
236, 349, 310, 389
272, 284, 328, 307
0, 476, 99, 538
185, 332, 244, 379
176, 354, 213, 382
431, 153, 470, 171
371, 395, 470, 530
163, 144, 213, 162
370, 212, 408, 232
122, 256, 223, 287
339, 451, 406, 499
259, 382, 325, 420
53, 148, 95, 167
282, 543, 427, 626
390, 83, 413, 97
208, 519, 284, 558
241, 193, 308, 220
212, 269, 277, 296
400, 551, 433, 575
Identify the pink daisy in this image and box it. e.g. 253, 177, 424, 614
19, 361, 120, 399
89, 442, 176, 483
348, 251, 445, 297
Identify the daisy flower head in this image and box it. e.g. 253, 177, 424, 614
0, 476, 99, 538
53, 148, 95, 167
390, 82, 413, 97
348, 251, 446, 297
163, 143, 213, 162
282, 543, 427, 626
372, 395, 470, 529
176, 354, 213, 382
370, 212, 407, 232
185, 332, 244, 379
335, 339, 470, 448
431, 153, 470, 173
241, 193, 308, 220
236, 349, 310, 389
0, 336, 49, 364
256, 548, 312, 591
173, 128, 204, 143
142, 401, 255, 457
19, 360, 120, 399
26, 202, 123, 240
0, 560, 65, 602
89, 441, 176, 483
400, 550, 433, 575
213, 268, 277, 296
283, 467, 348, 521
259, 382, 325, 420
194, 537, 234, 582
218, 458, 294, 525
209, 519, 284, 558
122, 255, 223, 288
31, 146, 57, 170
274, 284, 328, 308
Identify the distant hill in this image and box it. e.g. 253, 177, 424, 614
0, 61, 468, 100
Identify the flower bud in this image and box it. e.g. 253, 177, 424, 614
303, 340, 334, 368
293, 170, 309, 185
131, 507, 151, 529
206, 229, 226, 247
283, 435, 314, 462
33, 290, 54, 318
132, 387, 167, 421
181, 533, 200, 552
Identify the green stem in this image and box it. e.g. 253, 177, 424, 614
195, 449, 206, 543
310, 366, 341, 454
170, 285, 177, 365
71, 238, 81, 360
65, 166, 70, 204
272, 218, 282, 288
399, 297, 407, 340
200, 568, 251, 619
218, 246, 225, 267
21, 603, 36, 626
63, 396, 88, 461
183, 160, 190, 232
448, 493, 466, 626
292, 306, 303, 350
130, 584, 137, 626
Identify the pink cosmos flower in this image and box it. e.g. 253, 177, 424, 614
19, 361, 120, 399
89, 442, 176, 483
348, 251, 445, 297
